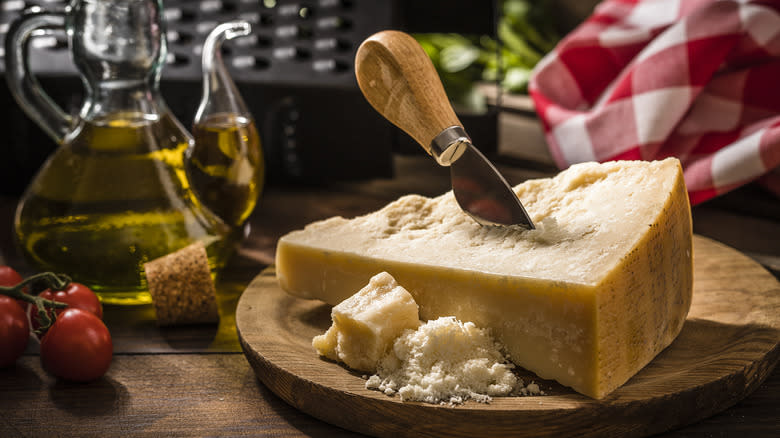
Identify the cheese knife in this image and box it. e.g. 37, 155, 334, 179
355, 30, 535, 229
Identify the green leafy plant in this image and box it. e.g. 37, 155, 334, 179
414, 0, 559, 111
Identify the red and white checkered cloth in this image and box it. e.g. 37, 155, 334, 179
529, 0, 780, 204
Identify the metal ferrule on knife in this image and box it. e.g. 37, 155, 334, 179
430, 126, 471, 166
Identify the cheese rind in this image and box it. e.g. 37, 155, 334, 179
312, 272, 420, 372
279, 158, 693, 398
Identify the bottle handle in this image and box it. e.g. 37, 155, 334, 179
4, 10, 72, 143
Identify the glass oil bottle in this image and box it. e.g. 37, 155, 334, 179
187, 21, 265, 229
5, 0, 232, 304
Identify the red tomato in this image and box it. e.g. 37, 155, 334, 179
40, 308, 112, 382
0, 295, 30, 367
0, 265, 27, 308
0, 265, 23, 287
30, 282, 103, 332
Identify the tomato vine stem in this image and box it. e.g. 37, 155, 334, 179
0, 272, 71, 333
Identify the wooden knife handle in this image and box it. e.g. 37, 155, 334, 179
355, 30, 463, 155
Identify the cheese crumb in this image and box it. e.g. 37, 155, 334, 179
365, 316, 517, 405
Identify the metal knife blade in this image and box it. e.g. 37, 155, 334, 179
451, 144, 534, 228
432, 126, 534, 228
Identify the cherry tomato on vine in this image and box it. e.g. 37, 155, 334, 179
30, 282, 103, 332
0, 266, 23, 287
0, 295, 30, 367
0, 265, 27, 308
40, 308, 112, 382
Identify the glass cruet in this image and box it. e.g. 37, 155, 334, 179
187, 21, 265, 230
4, 0, 232, 305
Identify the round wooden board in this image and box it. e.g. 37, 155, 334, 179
236, 235, 780, 438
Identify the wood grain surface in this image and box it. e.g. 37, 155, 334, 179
236, 235, 780, 438
355, 31, 462, 153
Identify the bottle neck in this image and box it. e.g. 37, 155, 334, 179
81, 77, 168, 122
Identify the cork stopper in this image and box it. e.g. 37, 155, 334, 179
144, 241, 219, 326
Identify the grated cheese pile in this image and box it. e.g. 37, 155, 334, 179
365, 316, 518, 405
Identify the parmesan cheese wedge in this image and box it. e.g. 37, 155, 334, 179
276, 158, 693, 399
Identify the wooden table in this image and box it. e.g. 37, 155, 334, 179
1, 155, 778, 437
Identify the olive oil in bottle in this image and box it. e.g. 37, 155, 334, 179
188, 112, 265, 227
189, 22, 265, 228
6, 1, 245, 306
15, 112, 231, 305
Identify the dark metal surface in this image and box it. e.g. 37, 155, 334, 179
451, 144, 535, 228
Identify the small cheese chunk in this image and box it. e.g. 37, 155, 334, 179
312, 272, 420, 371
282, 158, 693, 398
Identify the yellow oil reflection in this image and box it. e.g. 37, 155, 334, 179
208, 278, 249, 352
